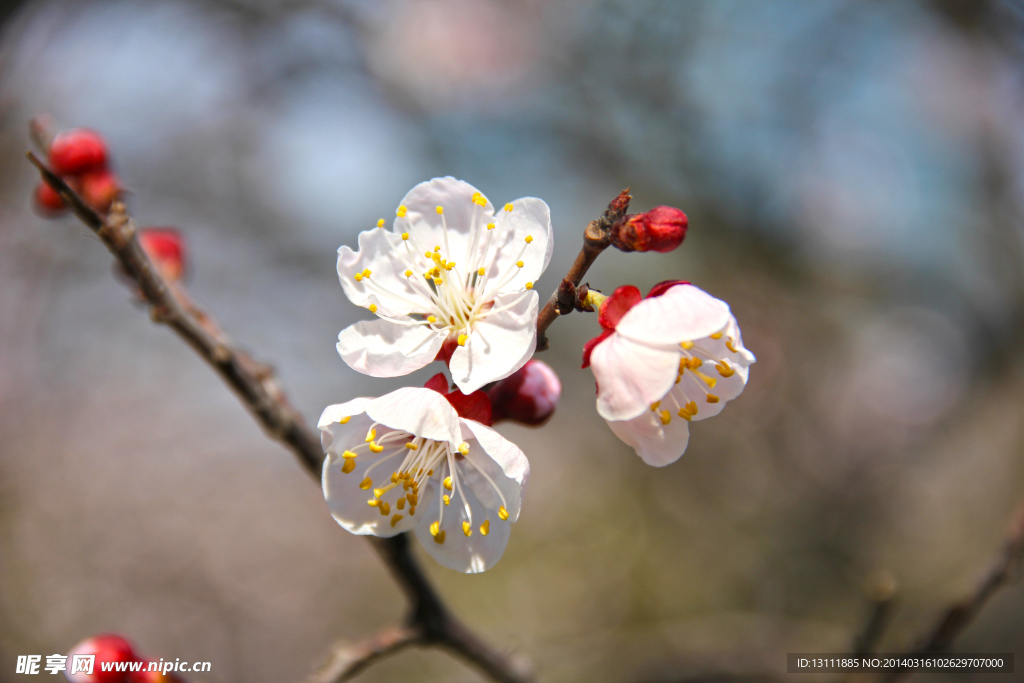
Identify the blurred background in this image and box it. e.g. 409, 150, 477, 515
2, 0, 1024, 681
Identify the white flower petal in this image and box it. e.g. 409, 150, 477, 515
449, 290, 538, 393
395, 177, 487, 271
615, 284, 731, 346
337, 228, 427, 317
482, 197, 553, 293
460, 419, 529, 522
321, 419, 430, 537
318, 398, 372, 450
366, 387, 462, 444
592, 334, 680, 421
672, 362, 748, 422
607, 410, 691, 467
337, 319, 446, 377
414, 477, 511, 573
696, 315, 757, 368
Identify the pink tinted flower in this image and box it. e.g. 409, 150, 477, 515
488, 359, 561, 426
318, 376, 529, 573
584, 281, 755, 466
335, 177, 553, 393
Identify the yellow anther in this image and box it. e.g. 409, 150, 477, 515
445, 263, 455, 271
429, 521, 440, 537
377, 219, 384, 228
478, 267, 486, 276
525, 282, 533, 289
354, 273, 363, 282
706, 394, 720, 403
726, 339, 738, 353
341, 459, 356, 474
710, 331, 724, 340
498, 506, 509, 521
424, 251, 432, 258
379, 502, 390, 516
458, 442, 470, 455
338, 416, 351, 424
404, 269, 413, 277
525, 235, 533, 243
359, 477, 373, 490
434, 530, 446, 544
396, 497, 406, 510
471, 191, 481, 201
434, 278, 443, 286
434, 245, 441, 252
373, 485, 389, 499
457, 334, 468, 346
693, 370, 717, 388
474, 196, 487, 206
715, 362, 735, 378
368, 304, 377, 313
367, 499, 379, 507
443, 494, 450, 506
406, 492, 418, 505
650, 401, 661, 411
397, 205, 407, 218
409, 505, 416, 515
365, 428, 376, 443
516, 260, 524, 268
390, 514, 403, 527
681, 341, 694, 350
401, 232, 409, 240
391, 472, 399, 484
427, 469, 433, 475
462, 521, 472, 537
687, 401, 698, 415
504, 203, 513, 212
659, 410, 671, 425
436, 206, 443, 214
487, 223, 495, 230
405, 442, 419, 450
427, 315, 437, 323
368, 441, 384, 453
479, 520, 490, 536
677, 408, 692, 421
362, 269, 371, 278
443, 476, 453, 490
342, 450, 357, 459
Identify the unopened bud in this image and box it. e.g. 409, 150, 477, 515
65, 634, 139, 683
49, 128, 109, 177
80, 170, 121, 214
488, 360, 561, 426
34, 182, 67, 215
138, 228, 187, 282
610, 205, 687, 253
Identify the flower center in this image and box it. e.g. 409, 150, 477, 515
336, 423, 509, 542
648, 328, 738, 425
355, 196, 536, 346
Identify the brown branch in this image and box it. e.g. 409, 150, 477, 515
534, 189, 631, 351
881, 503, 1024, 683
27, 151, 532, 683
309, 625, 418, 683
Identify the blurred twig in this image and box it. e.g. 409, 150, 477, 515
534, 188, 630, 351
26, 151, 533, 683
880, 503, 1024, 683
852, 571, 897, 657
309, 625, 417, 683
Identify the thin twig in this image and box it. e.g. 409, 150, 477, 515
27, 151, 532, 683
309, 625, 419, 683
852, 571, 897, 657
534, 189, 631, 351
881, 503, 1024, 683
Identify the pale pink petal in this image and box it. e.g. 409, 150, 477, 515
615, 284, 731, 346
671, 361, 748, 422
607, 409, 691, 467
394, 177, 486, 272
481, 197, 553, 294
337, 319, 446, 377
460, 419, 529, 522
591, 333, 680, 421
449, 290, 538, 394
365, 387, 462, 444
413, 476, 511, 573
337, 228, 428, 317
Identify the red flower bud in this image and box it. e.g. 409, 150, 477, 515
610, 205, 687, 253
80, 170, 121, 213
138, 228, 187, 282
488, 360, 561, 426
65, 634, 139, 683
34, 182, 67, 215
423, 372, 493, 426
49, 129, 108, 176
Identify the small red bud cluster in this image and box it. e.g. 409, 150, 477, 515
610, 205, 688, 253
34, 128, 121, 216
138, 228, 187, 283
65, 634, 183, 683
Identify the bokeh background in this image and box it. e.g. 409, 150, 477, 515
2, 1, 1024, 681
